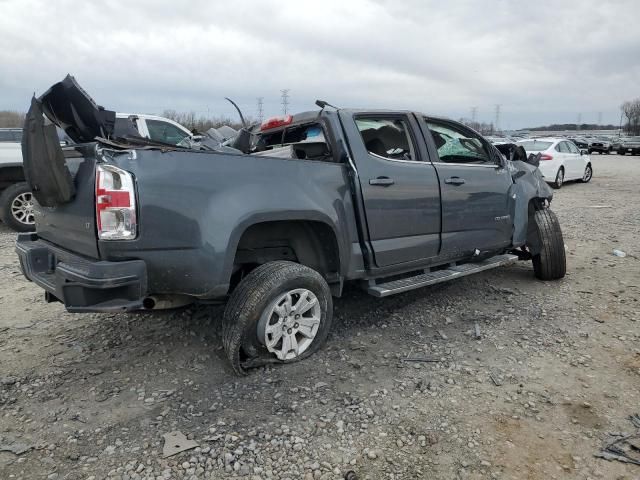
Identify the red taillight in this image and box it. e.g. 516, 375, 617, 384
96, 164, 137, 240
260, 115, 293, 131
540, 154, 553, 161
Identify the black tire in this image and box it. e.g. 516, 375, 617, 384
530, 209, 566, 281
551, 167, 564, 189
578, 163, 592, 183
222, 261, 333, 375
0, 182, 36, 232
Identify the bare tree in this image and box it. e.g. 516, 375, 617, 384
161, 110, 248, 133
0, 110, 26, 128
621, 99, 640, 135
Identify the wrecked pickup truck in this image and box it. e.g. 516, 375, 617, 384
16, 75, 566, 375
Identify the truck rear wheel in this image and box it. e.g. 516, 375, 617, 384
0, 182, 36, 232
222, 261, 333, 375
530, 209, 566, 280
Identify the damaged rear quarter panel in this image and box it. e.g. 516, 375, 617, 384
507, 160, 554, 248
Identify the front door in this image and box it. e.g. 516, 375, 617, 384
339, 112, 441, 267
419, 117, 513, 258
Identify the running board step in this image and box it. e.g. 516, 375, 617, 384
367, 254, 519, 297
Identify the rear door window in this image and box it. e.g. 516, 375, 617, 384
355, 117, 417, 161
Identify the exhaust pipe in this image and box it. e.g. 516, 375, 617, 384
142, 295, 193, 310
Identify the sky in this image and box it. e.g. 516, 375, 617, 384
1, 0, 639, 129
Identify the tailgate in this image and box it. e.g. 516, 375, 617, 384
35, 145, 99, 258
21, 75, 115, 259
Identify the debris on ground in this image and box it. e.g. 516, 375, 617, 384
612, 249, 627, 257
161, 431, 199, 458
595, 415, 640, 466
0, 438, 33, 455
400, 356, 441, 363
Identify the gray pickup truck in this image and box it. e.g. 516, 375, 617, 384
17, 76, 566, 375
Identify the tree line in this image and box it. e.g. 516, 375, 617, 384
161, 110, 249, 132
0, 110, 25, 128
621, 99, 640, 135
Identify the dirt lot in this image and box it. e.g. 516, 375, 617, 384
1, 154, 639, 480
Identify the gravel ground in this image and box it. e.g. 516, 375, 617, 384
1, 154, 639, 480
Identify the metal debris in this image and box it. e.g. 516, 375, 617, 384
489, 373, 503, 386
400, 356, 441, 363
0, 441, 33, 455
474, 322, 482, 340
162, 431, 199, 458
595, 414, 640, 466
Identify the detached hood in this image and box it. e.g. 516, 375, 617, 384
38, 74, 115, 143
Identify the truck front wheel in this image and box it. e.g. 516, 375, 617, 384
222, 261, 333, 375
530, 209, 566, 280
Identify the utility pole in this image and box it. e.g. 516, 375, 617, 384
281, 89, 290, 115
494, 104, 501, 133
257, 97, 264, 123
597, 111, 602, 125
577, 113, 582, 131
470, 106, 477, 124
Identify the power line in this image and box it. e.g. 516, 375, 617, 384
281, 89, 290, 115
257, 97, 264, 123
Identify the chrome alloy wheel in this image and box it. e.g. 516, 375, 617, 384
583, 165, 592, 182
11, 192, 35, 226
257, 288, 321, 361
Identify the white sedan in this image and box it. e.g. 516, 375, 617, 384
516, 138, 592, 189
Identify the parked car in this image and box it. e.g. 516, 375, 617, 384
0, 113, 196, 232
516, 138, 592, 188
617, 137, 640, 155
114, 113, 195, 145
610, 136, 626, 152
588, 137, 612, 154
1, 128, 35, 231
567, 137, 589, 149
16, 75, 567, 375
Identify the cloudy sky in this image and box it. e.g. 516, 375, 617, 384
1, 0, 639, 129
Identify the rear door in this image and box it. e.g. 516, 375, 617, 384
339, 111, 441, 267
419, 117, 513, 258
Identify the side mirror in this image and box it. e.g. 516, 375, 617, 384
580, 149, 587, 155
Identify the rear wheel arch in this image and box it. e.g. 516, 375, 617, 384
230, 219, 342, 293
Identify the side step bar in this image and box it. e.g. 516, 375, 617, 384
367, 254, 519, 297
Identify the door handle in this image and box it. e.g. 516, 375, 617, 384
369, 177, 395, 186
444, 176, 465, 185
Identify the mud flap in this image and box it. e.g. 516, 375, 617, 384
21, 96, 75, 207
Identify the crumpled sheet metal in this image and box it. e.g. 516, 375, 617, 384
506, 158, 554, 249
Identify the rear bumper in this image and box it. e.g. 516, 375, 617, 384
16, 233, 147, 312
